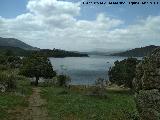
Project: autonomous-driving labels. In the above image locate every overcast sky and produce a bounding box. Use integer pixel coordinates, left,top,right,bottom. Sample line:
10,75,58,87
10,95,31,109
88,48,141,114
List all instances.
0,0,160,51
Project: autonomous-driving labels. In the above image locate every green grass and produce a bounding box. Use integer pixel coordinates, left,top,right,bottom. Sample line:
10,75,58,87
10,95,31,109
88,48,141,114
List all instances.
0,93,27,120
16,76,32,96
0,76,32,120
41,87,137,120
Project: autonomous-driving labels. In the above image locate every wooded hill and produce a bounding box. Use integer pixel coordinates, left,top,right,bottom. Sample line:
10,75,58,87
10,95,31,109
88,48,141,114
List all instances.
110,45,159,57
0,37,88,57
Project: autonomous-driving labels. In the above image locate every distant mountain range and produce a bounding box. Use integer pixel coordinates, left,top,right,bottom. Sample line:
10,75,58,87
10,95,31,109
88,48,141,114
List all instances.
0,37,158,57
83,50,124,56
0,37,39,50
109,45,159,57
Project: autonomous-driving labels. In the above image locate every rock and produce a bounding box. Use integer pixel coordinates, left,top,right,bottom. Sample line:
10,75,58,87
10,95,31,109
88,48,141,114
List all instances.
133,47,160,120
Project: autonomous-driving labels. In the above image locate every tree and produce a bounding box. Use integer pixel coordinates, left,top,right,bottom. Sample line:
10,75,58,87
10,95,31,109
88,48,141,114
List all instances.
19,54,56,86
108,58,140,88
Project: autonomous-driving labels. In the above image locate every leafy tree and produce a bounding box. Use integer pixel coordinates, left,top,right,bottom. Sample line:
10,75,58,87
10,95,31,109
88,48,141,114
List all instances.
19,54,56,86
108,58,140,88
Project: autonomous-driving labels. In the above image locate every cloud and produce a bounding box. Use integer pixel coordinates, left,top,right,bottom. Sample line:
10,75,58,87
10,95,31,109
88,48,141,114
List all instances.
0,0,159,51
27,0,80,16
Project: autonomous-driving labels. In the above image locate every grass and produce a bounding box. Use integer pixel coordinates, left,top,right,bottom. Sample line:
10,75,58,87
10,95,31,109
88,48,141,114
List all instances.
0,93,27,120
16,76,33,96
0,75,32,120
41,87,137,120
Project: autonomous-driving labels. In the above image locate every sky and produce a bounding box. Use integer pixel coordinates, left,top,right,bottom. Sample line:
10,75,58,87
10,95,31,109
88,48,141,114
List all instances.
0,0,160,51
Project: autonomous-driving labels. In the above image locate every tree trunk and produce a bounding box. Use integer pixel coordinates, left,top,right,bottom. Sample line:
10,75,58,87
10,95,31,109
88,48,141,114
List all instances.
35,76,39,86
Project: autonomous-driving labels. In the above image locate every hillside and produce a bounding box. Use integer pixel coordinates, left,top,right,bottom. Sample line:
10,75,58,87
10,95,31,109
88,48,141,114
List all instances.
0,37,39,50
110,45,159,57
0,46,88,57
0,46,32,56
37,49,88,57
0,37,88,57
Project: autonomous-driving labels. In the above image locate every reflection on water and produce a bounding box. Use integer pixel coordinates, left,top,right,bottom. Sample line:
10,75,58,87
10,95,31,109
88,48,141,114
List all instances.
50,55,127,85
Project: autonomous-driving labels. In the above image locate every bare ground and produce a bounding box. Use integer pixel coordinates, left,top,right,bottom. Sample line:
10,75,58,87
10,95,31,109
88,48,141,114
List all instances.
11,87,51,120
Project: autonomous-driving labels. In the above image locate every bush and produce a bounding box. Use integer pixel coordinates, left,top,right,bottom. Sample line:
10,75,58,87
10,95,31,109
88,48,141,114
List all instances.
0,72,17,92
56,74,71,87
0,65,9,71
6,56,22,68
0,55,7,64
108,58,140,88
0,55,22,69
15,75,32,96
91,78,107,98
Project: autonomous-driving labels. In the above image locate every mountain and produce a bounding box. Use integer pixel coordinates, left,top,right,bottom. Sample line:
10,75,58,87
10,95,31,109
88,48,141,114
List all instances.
83,50,125,56
37,49,88,57
81,48,126,56
0,46,32,56
0,37,88,57
109,45,159,57
0,37,39,50
0,46,88,57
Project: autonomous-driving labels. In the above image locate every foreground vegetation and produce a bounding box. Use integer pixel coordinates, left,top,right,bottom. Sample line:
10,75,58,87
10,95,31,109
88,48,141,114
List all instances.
0,77,32,120
0,54,32,120
108,58,140,88
0,50,140,120
41,87,137,120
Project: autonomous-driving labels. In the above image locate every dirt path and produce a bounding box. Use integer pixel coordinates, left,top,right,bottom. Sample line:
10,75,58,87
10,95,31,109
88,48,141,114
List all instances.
17,87,51,120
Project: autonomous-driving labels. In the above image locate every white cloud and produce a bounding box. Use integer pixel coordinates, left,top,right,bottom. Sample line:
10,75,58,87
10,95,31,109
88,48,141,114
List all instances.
27,0,80,16
0,0,160,51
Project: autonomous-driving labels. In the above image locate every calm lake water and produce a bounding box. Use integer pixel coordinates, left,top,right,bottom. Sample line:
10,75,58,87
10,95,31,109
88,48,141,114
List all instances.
50,55,127,85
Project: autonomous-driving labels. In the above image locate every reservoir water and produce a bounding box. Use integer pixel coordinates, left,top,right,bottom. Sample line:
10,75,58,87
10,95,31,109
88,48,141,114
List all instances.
50,55,127,85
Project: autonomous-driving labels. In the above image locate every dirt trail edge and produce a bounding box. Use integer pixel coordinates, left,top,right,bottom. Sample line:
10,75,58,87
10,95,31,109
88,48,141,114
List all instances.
18,87,51,120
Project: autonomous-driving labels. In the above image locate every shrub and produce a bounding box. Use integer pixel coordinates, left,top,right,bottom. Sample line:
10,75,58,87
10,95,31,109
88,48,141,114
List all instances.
0,55,22,69
90,78,107,98
0,55,7,64
108,58,140,88
6,56,22,68
0,72,17,92
56,74,71,87
0,65,9,71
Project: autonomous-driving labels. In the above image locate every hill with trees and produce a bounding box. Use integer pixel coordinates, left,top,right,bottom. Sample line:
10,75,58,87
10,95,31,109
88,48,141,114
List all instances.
109,45,159,57
0,37,88,57
0,37,39,50
38,49,88,57
0,46,32,56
